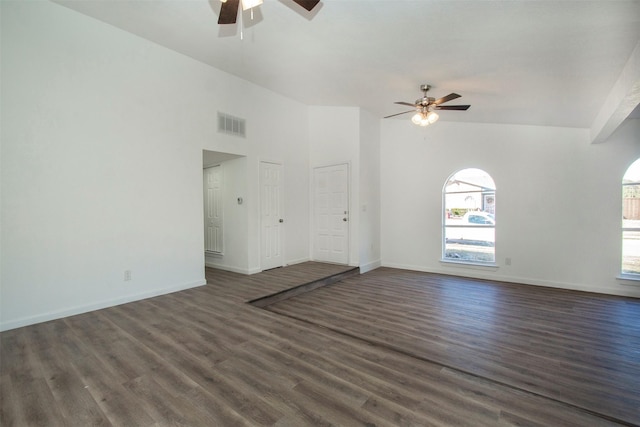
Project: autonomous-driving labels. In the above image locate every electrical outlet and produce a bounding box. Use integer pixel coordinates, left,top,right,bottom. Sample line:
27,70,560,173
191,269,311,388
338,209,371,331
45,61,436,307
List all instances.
124,270,132,281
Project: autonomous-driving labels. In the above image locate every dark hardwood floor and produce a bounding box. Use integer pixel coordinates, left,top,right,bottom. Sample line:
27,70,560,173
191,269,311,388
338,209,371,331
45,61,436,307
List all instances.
1,262,639,426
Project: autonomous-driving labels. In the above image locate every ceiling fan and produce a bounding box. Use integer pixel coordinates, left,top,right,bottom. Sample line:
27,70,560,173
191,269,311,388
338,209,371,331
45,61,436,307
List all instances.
218,0,321,24
384,84,470,126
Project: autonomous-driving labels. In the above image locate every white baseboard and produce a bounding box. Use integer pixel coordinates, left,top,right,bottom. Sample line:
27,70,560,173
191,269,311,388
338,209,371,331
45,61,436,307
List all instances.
285,257,310,266
206,258,312,275
0,279,206,332
205,262,263,275
205,262,252,275
380,262,639,297
360,259,381,274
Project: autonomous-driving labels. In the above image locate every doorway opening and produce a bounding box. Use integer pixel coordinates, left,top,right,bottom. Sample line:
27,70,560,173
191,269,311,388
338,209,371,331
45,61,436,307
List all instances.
202,150,244,272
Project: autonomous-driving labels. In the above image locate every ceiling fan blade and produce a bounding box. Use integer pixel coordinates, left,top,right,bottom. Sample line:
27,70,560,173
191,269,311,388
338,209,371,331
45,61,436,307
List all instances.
436,105,471,111
394,101,418,107
292,0,321,11
218,0,240,24
384,110,416,119
434,93,461,105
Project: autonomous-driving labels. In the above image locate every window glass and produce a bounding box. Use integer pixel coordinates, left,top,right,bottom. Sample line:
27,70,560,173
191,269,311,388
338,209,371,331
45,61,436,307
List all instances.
622,159,640,275
443,168,496,263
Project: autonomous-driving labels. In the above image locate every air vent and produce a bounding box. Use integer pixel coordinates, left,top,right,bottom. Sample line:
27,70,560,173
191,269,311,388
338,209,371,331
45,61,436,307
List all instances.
217,112,246,138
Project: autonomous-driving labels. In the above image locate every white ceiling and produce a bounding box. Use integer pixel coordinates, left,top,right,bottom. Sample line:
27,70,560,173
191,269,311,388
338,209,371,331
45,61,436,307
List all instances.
53,0,640,129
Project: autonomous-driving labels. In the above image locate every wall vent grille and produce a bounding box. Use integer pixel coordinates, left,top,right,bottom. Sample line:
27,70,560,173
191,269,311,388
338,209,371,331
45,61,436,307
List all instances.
217,112,246,138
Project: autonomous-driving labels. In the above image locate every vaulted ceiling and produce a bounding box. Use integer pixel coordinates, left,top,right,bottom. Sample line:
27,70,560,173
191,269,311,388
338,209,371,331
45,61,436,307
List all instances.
53,0,640,133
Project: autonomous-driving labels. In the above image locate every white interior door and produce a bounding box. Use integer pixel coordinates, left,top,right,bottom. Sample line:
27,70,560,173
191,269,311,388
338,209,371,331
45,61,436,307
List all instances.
204,165,223,253
260,162,284,270
313,163,349,264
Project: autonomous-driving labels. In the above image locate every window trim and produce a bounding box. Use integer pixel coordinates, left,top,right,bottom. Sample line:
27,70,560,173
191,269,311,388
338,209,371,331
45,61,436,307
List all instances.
621,163,640,278
442,169,496,266
439,258,499,269
617,273,640,283
621,227,640,277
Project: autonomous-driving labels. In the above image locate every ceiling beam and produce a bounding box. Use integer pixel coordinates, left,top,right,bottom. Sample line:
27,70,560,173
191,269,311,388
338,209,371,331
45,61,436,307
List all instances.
590,40,640,144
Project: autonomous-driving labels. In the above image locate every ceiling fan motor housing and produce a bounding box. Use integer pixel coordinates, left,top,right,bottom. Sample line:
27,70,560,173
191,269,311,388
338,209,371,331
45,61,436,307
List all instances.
416,97,435,107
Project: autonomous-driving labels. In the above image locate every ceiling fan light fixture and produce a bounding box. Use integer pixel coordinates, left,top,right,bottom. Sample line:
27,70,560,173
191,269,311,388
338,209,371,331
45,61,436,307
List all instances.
411,113,423,125
419,116,430,127
427,111,439,124
241,0,263,10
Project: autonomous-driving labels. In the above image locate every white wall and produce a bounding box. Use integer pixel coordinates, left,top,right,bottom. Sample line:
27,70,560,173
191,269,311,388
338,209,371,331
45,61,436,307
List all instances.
204,86,311,274
381,118,640,297
307,106,382,271
248,98,310,271
0,0,310,330
359,109,381,272
309,107,361,266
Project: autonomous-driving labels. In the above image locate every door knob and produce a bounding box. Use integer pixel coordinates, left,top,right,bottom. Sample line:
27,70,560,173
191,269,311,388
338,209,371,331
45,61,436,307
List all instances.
279,219,284,223
343,218,348,222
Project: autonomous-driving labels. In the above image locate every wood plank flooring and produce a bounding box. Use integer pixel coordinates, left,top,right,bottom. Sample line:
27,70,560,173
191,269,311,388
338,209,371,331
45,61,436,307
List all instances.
267,267,640,426
1,262,638,426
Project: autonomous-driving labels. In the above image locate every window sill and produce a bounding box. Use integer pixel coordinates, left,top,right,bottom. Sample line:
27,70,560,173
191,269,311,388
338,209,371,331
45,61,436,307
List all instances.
439,259,499,271
617,274,640,285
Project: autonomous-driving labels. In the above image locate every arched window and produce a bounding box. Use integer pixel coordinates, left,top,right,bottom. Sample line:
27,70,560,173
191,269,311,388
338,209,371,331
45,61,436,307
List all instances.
443,168,496,264
622,159,640,276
